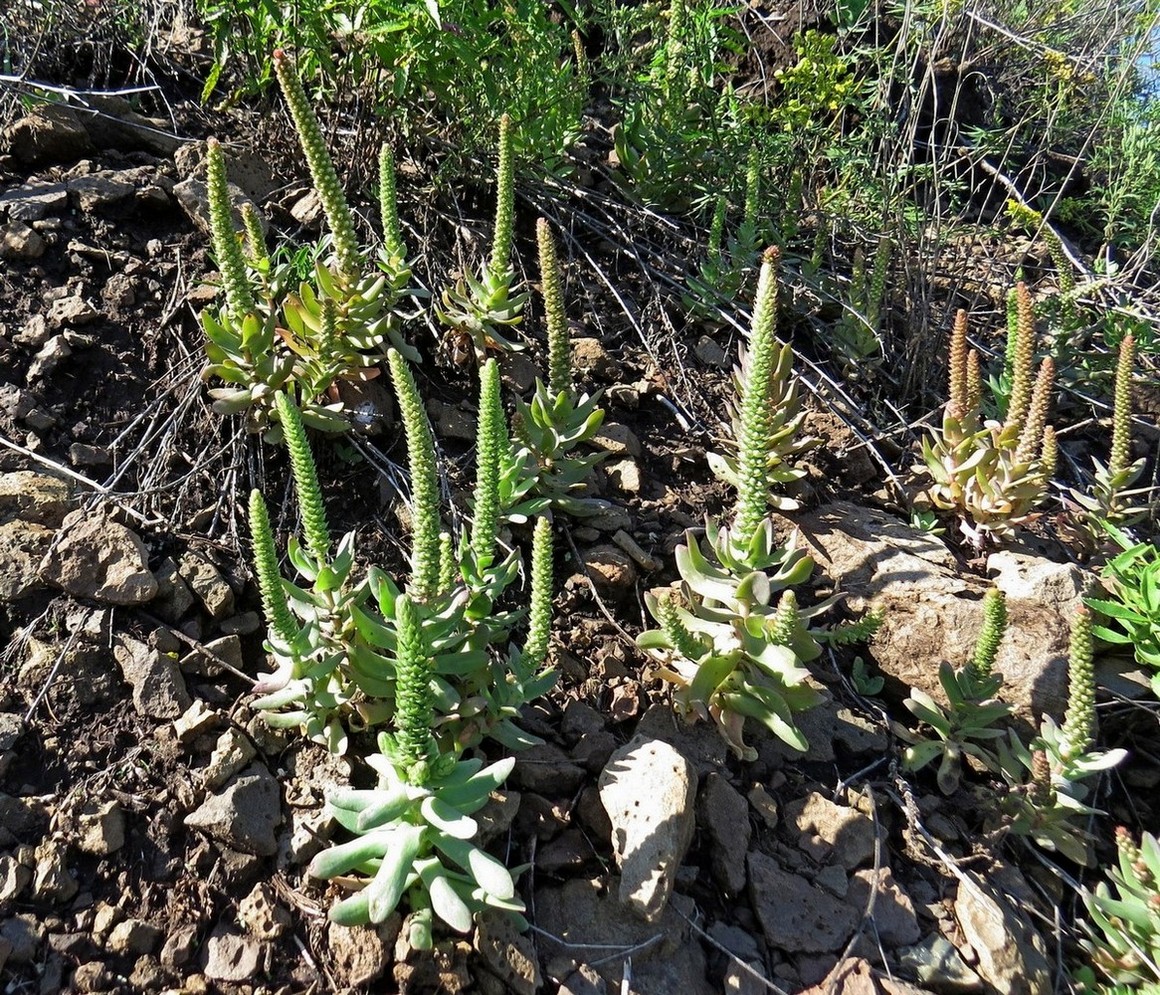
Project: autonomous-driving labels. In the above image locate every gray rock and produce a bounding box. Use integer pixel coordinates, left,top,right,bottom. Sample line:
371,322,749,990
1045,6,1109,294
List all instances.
0,222,46,260
987,548,1086,615
475,910,541,995
585,503,632,534
184,633,244,677
0,914,42,964
68,443,110,467
578,544,637,602
238,882,290,940
74,799,126,855
202,927,262,982
724,960,772,995
535,877,714,995
0,793,48,838
698,773,749,896
787,502,1069,724
572,337,616,380
561,700,607,740
173,176,261,239
107,918,162,956
173,700,223,745
604,458,641,494
32,840,78,904
832,708,890,754
151,557,197,622
184,763,282,856
160,924,199,969
39,510,157,605
179,551,235,619
4,104,94,166
598,735,697,922
747,784,778,828
747,851,858,953
846,867,921,946
15,313,50,348
953,872,1050,995
77,95,180,156
591,421,641,456
558,964,608,995
0,855,32,902
47,295,99,328
634,702,728,775
114,634,191,718
0,520,54,601
27,334,73,379
898,934,984,992
787,791,878,870
0,180,69,221
500,352,539,393
67,172,135,211
219,611,261,636
694,335,728,368
0,470,72,526
203,729,257,790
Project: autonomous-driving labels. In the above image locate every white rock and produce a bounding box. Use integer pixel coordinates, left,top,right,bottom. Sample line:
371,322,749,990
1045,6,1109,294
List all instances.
953,872,1049,995
598,735,697,921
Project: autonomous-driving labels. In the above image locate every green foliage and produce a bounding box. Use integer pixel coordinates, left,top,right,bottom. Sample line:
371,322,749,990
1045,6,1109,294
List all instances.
899,589,1012,795
831,232,891,378
1086,526,1160,692
1080,827,1160,988
919,289,1058,547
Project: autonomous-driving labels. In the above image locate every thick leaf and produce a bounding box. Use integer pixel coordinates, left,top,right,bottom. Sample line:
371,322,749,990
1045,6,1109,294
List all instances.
367,824,425,923
421,795,478,839
432,834,516,900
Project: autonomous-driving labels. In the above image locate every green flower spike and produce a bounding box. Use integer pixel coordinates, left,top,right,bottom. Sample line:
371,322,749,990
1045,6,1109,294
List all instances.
522,516,554,668
206,138,255,320
1004,282,1036,434
489,114,515,282
969,588,1007,682
1059,606,1096,764
240,202,268,268
1111,333,1135,475
248,488,299,649
378,143,407,260
538,219,571,399
274,392,331,564
392,593,437,784
272,49,360,278
388,349,443,602
471,359,504,569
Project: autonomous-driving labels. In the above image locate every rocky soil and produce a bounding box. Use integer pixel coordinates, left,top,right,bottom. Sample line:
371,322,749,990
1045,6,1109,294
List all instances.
0,52,1157,995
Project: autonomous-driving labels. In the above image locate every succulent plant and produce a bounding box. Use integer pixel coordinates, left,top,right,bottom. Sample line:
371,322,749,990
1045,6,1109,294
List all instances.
1086,525,1160,692
438,114,529,360
1079,827,1160,987
918,286,1058,546
832,231,891,378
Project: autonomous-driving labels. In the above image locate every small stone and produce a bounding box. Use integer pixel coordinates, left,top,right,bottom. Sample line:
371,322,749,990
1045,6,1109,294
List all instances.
724,960,771,995
570,729,618,772
32,840,78,904
47,295,99,328
129,954,166,991
71,962,111,992
68,443,110,467
0,855,32,902
0,914,41,964
4,104,93,166
27,335,72,380
747,852,858,953
694,335,728,368
160,924,199,969
184,763,282,856
815,864,848,897
108,918,162,956
328,919,399,988
39,510,157,605
559,964,608,995
953,872,1050,995
0,471,71,526
114,634,191,719
832,708,889,754
561,701,606,740
290,188,323,225
590,422,641,456
500,352,539,393
179,551,235,619
898,934,983,992
184,634,243,677
787,791,877,870
598,736,697,922
219,612,260,636
846,867,920,946
610,529,661,571
238,882,290,940
14,313,50,348
0,180,69,221
698,773,749,896
571,337,616,380
91,901,122,940
604,459,641,494
202,928,262,982
475,910,541,995
67,172,135,211
174,701,223,745
203,729,257,790
578,545,637,602
747,784,778,828
0,222,46,260
74,799,125,855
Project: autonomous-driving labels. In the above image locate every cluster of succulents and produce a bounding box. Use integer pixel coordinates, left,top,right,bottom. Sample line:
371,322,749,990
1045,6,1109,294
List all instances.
918,285,1058,546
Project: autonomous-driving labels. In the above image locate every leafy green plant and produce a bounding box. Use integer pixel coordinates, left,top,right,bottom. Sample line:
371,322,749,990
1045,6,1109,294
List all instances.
508,219,609,517
1078,827,1160,989
438,115,529,361
918,287,1058,547
1086,527,1160,693
831,231,890,378
201,53,422,439
638,247,878,758
899,589,1012,795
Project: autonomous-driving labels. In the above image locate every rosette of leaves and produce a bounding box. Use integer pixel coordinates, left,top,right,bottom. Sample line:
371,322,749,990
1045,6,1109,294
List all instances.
1086,526,1160,692
1078,827,1160,988
308,595,525,944
639,247,877,758
919,288,1058,547
898,589,1012,795
831,231,890,378
438,114,529,360
1069,333,1149,538
509,220,609,517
